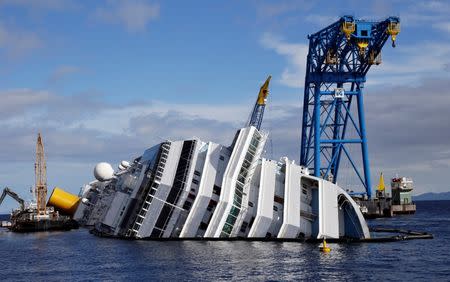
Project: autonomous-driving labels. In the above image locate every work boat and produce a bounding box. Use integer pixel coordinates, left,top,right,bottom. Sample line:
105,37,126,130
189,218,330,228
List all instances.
55,125,369,240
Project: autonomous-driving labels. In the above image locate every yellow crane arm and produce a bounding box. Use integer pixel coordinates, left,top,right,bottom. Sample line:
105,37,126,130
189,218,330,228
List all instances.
257,75,271,105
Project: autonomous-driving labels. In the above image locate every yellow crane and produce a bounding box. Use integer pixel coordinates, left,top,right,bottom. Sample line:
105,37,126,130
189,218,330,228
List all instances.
247,75,271,130
35,133,47,215
375,172,386,198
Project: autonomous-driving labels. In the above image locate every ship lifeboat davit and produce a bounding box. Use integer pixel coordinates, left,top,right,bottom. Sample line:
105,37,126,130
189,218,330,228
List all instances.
47,187,81,216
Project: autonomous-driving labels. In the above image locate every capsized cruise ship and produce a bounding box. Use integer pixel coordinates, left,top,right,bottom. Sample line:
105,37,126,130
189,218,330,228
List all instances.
53,77,370,240
70,125,369,240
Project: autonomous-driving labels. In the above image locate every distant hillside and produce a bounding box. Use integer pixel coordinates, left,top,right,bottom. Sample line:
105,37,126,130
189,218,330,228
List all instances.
413,192,450,201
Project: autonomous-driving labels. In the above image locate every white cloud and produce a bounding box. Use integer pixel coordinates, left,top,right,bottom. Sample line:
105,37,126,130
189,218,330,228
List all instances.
432,22,450,33
0,22,43,58
402,0,450,27
0,87,299,163
0,87,251,152
368,42,450,86
304,14,339,27
0,0,78,11
417,0,450,13
49,65,82,83
70,101,250,136
260,32,308,88
94,0,160,33
0,89,51,117
255,0,314,18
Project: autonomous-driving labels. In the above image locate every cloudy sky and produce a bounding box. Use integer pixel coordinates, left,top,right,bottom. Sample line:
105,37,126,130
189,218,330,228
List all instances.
1,0,450,212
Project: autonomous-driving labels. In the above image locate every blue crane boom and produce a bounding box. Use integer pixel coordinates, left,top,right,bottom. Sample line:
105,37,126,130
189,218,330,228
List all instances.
248,75,271,130
299,16,400,198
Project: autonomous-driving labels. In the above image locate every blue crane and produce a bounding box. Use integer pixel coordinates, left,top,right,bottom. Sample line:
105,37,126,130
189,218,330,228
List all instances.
299,16,400,198
248,75,271,130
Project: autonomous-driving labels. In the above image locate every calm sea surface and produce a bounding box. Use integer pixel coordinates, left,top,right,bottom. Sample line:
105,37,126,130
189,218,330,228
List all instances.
1,200,449,281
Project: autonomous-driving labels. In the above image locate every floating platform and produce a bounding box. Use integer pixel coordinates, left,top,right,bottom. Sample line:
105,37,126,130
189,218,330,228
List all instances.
354,197,393,218
392,203,416,215
10,217,78,232
8,209,78,233
355,198,416,218
353,174,416,218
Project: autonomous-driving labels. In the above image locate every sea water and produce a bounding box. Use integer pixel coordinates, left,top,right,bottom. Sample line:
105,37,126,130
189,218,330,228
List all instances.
0,201,449,281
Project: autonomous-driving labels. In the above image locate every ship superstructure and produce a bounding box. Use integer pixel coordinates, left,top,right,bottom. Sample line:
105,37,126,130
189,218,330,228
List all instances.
391,176,416,214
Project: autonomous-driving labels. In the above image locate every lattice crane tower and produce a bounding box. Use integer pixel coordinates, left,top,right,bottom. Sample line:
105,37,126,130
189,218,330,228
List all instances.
35,133,47,214
300,16,400,198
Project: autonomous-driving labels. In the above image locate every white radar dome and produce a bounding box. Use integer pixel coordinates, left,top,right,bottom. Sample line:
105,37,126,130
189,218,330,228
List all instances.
94,162,114,182
118,160,131,171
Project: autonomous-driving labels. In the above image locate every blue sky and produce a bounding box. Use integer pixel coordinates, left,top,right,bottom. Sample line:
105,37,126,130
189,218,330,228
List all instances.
1,0,450,212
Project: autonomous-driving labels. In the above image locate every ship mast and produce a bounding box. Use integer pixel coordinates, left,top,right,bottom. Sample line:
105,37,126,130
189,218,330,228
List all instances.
35,133,47,215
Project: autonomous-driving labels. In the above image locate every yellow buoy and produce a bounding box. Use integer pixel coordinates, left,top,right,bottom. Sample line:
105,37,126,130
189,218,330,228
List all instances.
320,238,331,253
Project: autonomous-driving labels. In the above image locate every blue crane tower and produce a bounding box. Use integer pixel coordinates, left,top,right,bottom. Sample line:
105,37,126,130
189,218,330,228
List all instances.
299,16,400,198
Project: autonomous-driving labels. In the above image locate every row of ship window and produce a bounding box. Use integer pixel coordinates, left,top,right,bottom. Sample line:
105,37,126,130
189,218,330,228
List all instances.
130,145,171,234
220,132,261,237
